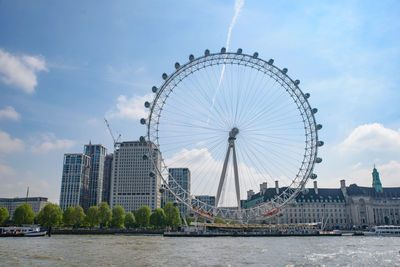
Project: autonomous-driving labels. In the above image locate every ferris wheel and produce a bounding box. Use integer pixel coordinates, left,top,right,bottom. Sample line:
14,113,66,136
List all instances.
141,48,323,222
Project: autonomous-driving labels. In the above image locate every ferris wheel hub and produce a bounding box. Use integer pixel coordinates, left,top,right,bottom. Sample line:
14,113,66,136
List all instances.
229,127,239,139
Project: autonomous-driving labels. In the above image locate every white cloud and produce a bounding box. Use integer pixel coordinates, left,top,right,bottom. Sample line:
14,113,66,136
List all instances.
0,106,20,121
108,94,153,120
30,133,75,154
339,123,400,153
0,130,24,153
0,162,15,178
0,48,47,93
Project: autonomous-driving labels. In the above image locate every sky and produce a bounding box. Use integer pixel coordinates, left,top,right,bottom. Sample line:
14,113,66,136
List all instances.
0,0,399,203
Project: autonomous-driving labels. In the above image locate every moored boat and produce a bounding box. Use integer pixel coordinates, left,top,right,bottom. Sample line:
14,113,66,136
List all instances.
364,225,400,236
0,226,47,237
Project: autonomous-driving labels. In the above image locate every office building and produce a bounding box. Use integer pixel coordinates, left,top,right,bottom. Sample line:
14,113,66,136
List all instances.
0,197,48,218
167,168,191,215
110,141,161,212
102,154,113,205
84,143,107,207
59,153,90,211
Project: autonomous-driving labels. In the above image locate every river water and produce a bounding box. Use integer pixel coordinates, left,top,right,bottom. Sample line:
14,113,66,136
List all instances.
1,235,400,266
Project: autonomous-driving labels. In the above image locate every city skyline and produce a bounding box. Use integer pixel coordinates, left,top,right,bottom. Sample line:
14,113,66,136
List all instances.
1,1,400,203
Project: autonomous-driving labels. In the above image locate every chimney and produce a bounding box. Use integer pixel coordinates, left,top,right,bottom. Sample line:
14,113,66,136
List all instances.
260,182,268,195
275,180,279,194
340,179,347,195
313,181,318,195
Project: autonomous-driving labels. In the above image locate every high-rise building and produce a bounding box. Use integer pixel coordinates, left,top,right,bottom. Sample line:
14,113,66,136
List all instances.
110,141,161,212
102,154,113,205
168,168,191,215
192,195,215,211
59,153,90,211
84,143,107,207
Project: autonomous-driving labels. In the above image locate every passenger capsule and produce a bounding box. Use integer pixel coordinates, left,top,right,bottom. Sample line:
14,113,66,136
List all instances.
317,124,323,130
253,52,259,58
282,68,288,74
162,73,168,80
139,136,146,142
318,141,324,147
140,118,146,125
142,154,148,160
152,86,158,93
316,157,323,163
237,48,242,54
149,171,155,177
205,49,210,56
159,187,165,193
294,80,300,85
144,101,150,108
221,47,226,53
304,93,310,99
312,108,318,114
311,173,317,179
268,59,274,65
174,62,180,69
189,54,195,61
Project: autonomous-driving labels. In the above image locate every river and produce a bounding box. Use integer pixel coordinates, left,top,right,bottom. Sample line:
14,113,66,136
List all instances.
1,235,400,266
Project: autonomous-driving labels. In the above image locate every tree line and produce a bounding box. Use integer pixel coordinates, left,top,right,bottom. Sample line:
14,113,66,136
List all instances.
0,201,181,229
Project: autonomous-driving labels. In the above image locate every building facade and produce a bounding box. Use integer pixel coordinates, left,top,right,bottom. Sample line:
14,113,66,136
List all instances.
84,143,107,207
110,141,161,212
59,153,91,211
0,197,48,218
102,154,113,205
167,168,191,215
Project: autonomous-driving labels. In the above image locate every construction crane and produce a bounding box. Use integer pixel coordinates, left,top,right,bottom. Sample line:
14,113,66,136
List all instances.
104,118,121,149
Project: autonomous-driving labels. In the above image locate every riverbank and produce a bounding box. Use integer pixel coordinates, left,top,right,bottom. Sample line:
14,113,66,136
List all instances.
52,228,164,235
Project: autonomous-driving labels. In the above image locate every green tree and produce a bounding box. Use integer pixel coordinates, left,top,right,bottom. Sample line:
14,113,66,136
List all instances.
98,202,112,228
124,212,136,228
150,208,166,228
37,203,63,227
0,207,9,226
63,207,76,226
86,206,100,227
13,203,35,225
164,202,181,228
111,206,125,228
74,205,85,227
136,205,151,228
214,218,225,224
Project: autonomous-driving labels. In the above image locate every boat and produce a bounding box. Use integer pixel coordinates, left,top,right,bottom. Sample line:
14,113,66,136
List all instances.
0,226,47,237
364,225,400,236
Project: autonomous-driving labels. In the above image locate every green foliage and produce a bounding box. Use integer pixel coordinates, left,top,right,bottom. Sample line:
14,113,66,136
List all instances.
98,202,112,228
186,216,194,225
164,202,181,227
150,208,166,228
214,218,225,224
0,207,9,226
136,205,151,228
86,206,100,227
63,207,76,226
111,206,125,228
37,203,63,227
74,205,85,227
124,212,136,228
13,203,35,225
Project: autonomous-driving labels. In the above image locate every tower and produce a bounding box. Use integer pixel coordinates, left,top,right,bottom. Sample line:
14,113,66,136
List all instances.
372,165,383,193
84,143,107,206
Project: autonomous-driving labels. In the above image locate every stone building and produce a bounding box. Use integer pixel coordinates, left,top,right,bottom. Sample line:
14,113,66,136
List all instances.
0,197,48,218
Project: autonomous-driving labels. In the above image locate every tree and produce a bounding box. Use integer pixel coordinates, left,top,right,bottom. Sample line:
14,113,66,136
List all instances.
125,212,136,228
37,203,63,227
86,206,100,227
150,208,166,228
13,203,35,225
0,207,9,226
74,205,85,227
63,207,76,226
164,202,181,228
136,205,151,228
98,202,112,228
111,206,125,228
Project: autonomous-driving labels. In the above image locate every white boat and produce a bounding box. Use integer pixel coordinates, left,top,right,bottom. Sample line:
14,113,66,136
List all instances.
364,225,400,236
0,226,47,237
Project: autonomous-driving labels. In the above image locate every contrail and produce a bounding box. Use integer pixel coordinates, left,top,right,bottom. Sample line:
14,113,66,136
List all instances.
207,0,244,125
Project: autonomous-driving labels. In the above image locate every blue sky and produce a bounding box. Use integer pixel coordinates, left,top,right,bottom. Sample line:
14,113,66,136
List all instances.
0,0,399,203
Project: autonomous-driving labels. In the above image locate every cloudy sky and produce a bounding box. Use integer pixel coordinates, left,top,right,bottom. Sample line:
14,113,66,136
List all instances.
0,0,399,203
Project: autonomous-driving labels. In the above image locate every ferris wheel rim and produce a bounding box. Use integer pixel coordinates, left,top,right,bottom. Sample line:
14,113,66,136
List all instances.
144,49,320,220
